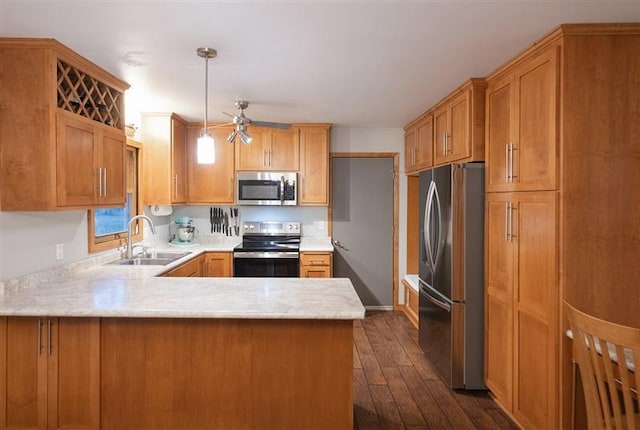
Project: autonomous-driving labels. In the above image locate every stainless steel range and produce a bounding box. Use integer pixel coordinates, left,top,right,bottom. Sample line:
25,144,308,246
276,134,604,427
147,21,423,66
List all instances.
233,221,301,277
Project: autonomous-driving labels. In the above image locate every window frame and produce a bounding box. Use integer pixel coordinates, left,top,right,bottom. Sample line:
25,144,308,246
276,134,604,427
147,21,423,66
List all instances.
87,138,142,253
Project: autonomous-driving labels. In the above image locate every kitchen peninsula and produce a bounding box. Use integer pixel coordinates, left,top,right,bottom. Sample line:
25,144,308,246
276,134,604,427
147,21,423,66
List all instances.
0,251,365,430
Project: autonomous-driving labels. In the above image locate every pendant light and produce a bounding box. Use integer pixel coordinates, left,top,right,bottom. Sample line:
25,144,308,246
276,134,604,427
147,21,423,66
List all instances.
196,47,217,164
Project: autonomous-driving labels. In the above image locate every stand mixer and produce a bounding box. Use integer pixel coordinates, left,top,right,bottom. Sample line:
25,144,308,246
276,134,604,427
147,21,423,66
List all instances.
171,215,197,245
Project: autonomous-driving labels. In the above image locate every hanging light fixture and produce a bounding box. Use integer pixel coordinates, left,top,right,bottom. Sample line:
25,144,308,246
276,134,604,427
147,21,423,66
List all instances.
196,47,217,164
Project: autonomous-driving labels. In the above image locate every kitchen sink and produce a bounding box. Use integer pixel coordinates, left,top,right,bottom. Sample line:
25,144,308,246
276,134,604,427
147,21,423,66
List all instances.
108,251,192,266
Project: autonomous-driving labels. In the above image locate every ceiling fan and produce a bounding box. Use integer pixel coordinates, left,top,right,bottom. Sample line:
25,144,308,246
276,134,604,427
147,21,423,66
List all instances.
223,100,291,144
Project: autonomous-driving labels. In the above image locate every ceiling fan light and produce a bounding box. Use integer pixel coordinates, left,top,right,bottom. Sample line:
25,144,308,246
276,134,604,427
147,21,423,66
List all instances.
227,130,238,143
239,130,252,145
197,131,215,164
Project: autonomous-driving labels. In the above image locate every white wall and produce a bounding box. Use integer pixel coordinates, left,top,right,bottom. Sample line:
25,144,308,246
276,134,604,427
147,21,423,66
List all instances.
0,127,405,282
330,127,407,303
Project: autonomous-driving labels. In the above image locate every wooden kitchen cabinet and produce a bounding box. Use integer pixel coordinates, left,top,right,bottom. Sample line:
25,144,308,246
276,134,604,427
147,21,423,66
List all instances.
299,125,331,205
56,112,126,208
300,252,333,278
404,114,433,174
235,127,299,171
401,280,419,329
140,113,188,205
485,44,558,193
162,255,203,277
432,79,486,166
186,125,235,204
485,192,557,430
0,38,129,211
0,317,100,430
202,252,233,277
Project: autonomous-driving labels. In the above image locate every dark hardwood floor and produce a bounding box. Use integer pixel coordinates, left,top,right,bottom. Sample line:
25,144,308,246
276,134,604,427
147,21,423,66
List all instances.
353,311,518,430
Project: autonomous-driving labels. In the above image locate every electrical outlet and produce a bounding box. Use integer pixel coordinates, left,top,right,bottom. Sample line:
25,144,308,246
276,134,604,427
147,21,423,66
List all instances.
56,243,64,260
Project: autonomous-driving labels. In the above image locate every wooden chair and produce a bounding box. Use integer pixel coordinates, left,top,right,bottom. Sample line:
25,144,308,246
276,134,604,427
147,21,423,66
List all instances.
565,302,640,429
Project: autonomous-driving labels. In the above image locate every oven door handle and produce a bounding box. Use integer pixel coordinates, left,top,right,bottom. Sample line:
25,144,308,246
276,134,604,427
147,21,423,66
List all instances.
234,251,300,259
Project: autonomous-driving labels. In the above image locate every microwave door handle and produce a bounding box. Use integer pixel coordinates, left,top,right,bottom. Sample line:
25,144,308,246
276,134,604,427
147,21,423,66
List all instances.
280,176,285,205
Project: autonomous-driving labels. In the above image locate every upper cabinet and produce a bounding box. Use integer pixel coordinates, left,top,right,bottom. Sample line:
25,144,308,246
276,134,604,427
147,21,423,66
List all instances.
140,113,188,205
485,45,558,192
299,125,330,205
235,128,299,171
404,114,433,174
0,38,129,211
403,79,485,175
186,125,236,204
432,79,486,166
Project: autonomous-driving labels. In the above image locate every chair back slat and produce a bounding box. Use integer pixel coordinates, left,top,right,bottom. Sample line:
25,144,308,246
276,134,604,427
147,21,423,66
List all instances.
565,302,639,430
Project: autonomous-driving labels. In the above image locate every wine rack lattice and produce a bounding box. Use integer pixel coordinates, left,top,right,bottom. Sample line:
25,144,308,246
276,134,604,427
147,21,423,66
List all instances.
57,60,124,129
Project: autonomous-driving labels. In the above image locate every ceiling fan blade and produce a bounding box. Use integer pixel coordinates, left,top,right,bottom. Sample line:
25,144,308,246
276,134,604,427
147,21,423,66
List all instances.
250,120,291,129
222,111,235,118
208,122,234,129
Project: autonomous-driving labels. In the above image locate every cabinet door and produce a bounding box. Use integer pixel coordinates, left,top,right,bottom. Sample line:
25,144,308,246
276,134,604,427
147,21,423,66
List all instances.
99,127,126,206
448,91,470,162
484,194,514,409
235,130,269,170
512,46,558,191
0,317,48,430
404,126,417,173
486,46,557,193
485,74,513,192
186,127,235,204
511,191,558,430
299,127,329,205
433,107,449,165
164,256,202,277
171,119,187,203
47,318,100,430
56,114,98,207
269,129,299,171
415,115,434,169
203,252,233,277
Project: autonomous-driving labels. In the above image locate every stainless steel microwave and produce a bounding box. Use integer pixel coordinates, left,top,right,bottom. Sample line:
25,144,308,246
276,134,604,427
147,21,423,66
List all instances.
237,172,297,206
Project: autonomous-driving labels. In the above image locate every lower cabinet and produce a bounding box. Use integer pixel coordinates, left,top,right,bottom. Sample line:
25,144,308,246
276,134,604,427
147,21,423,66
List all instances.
485,191,558,430
202,252,233,277
300,252,333,278
402,281,419,329
0,317,100,430
163,255,203,277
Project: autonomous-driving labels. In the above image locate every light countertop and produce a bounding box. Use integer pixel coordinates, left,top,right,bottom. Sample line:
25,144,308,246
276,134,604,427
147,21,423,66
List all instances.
0,238,362,320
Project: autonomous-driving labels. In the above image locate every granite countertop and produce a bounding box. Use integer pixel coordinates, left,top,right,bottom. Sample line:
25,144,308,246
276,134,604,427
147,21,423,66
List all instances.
0,237,362,320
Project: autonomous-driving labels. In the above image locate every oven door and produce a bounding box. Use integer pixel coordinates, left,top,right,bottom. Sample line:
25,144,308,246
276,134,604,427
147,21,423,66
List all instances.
233,252,300,277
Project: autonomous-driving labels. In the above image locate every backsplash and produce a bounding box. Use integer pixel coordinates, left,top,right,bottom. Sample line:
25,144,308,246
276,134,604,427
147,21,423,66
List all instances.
143,205,329,245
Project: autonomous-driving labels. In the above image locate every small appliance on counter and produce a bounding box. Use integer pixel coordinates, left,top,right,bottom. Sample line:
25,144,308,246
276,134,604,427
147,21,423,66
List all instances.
171,215,198,245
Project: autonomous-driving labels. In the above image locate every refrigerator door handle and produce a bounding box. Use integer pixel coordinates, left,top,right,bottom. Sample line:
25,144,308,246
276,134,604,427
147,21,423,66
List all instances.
424,181,436,270
432,180,444,268
419,281,452,312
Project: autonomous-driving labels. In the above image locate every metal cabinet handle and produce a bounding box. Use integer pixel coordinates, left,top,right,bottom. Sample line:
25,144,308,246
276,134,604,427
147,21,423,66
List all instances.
173,174,178,197
505,202,510,241
505,144,510,183
37,319,43,355
103,168,107,197
97,168,103,197
510,145,517,181
47,319,53,355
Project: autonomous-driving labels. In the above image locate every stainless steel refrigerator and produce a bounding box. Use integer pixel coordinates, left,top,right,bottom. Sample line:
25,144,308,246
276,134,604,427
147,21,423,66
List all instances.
418,163,485,389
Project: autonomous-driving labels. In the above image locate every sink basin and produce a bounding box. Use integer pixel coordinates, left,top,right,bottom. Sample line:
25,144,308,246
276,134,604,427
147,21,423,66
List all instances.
117,258,175,266
108,251,192,266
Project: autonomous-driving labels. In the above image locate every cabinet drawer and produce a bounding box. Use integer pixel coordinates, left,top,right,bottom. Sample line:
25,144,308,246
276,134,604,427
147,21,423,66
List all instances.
300,253,331,266
163,257,202,277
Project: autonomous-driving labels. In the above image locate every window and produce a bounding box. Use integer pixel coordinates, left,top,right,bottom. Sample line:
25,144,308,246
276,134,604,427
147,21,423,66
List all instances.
88,140,141,253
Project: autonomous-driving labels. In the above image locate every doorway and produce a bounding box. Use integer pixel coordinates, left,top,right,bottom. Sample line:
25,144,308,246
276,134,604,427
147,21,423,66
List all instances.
330,153,398,309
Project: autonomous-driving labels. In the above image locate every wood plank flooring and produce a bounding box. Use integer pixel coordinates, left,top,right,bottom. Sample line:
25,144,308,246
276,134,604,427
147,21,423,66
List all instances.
353,311,518,430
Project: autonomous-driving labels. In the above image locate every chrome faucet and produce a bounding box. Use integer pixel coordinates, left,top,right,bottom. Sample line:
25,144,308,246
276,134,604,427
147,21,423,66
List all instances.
127,215,156,259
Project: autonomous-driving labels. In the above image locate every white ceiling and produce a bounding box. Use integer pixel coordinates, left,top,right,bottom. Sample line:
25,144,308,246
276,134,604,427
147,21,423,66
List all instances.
2,1,639,128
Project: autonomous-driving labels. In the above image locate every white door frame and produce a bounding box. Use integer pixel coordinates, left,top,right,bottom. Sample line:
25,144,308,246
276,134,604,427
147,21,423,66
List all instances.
329,152,400,310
